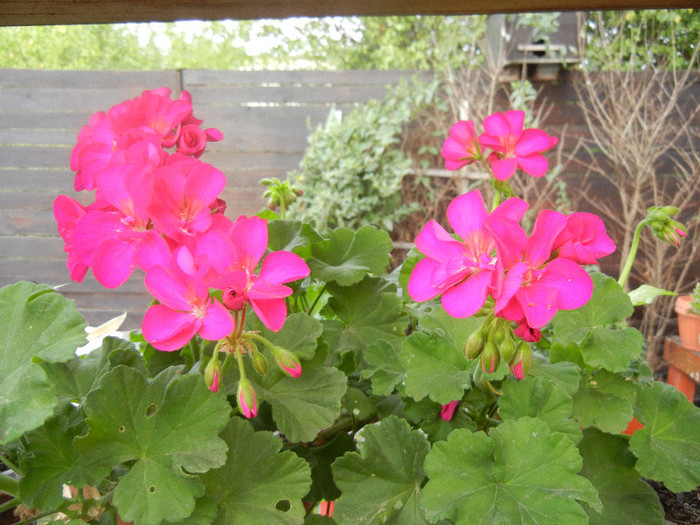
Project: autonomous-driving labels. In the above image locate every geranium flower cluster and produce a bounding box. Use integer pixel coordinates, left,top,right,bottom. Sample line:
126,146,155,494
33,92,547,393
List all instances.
54,88,310,360
409,114,616,378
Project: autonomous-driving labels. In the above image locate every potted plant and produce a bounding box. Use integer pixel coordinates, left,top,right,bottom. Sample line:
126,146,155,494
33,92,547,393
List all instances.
675,283,700,352
1,90,699,525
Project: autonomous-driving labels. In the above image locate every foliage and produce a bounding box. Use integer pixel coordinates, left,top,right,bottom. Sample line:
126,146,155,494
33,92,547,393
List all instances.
287,77,437,232
691,283,700,315
583,10,700,70
2,90,699,525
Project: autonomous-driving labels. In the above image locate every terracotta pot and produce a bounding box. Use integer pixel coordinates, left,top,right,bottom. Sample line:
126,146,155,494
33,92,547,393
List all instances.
674,295,700,352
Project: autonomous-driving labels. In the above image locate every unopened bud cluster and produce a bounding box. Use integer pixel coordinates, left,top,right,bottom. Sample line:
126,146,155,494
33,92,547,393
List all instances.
465,316,533,380
645,206,687,247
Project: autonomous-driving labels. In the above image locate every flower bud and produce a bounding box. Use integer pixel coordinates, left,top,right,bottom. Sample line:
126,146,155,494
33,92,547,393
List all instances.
481,341,500,374
237,378,258,419
465,330,485,360
645,205,687,247
272,346,302,378
499,337,517,365
252,350,268,376
440,401,460,422
510,342,533,380
204,355,221,393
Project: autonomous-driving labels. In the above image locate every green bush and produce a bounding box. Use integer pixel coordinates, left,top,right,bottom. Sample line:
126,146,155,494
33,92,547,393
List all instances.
288,77,437,232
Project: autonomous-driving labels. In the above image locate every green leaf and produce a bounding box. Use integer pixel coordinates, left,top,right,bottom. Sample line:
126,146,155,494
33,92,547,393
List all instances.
400,331,471,404
417,304,483,350
248,311,323,361
499,376,582,444
266,218,321,254
551,274,643,372
627,284,676,306
307,226,393,286
421,418,600,524
322,276,408,356
332,416,430,524
202,418,311,524
19,415,88,511
292,431,355,502
255,366,347,443
41,336,145,410
0,282,87,444
75,366,231,525
629,381,700,493
571,369,636,433
529,356,582,396
578,428,664,525
362,339,406,396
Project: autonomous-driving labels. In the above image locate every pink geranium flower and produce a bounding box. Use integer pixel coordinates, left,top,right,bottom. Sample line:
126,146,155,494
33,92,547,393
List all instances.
148,155,227,245
490,209,593,329
53,195,90,282
142,246,234,351
441,120,481,170
552,212,616,265
478,110,558,181
408,189,527,318
200,216,310,332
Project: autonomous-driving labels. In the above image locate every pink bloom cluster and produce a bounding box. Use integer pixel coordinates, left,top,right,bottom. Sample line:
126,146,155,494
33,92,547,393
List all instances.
441,110,558,181
55,88,309,351
408,189,615,337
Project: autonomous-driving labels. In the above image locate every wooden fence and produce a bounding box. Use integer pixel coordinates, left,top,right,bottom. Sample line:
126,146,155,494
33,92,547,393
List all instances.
0,69,416,328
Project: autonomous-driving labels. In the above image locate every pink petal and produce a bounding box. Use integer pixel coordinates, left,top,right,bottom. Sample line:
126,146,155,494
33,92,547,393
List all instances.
415,221,466,262
441,270,492,318
199,299,235,340
526,210,567,267
91,238,137,289
516,154,549,177
446,189,488,241
490,156,518,181
135,230,171,272
540,258,593,310
258,251,310,286
519,285,560,329
491,196,529,224
514,129,558,156
73,210,121,265
144,265,192,311
249,297,288,332
494,262,527,315
230,216,268,271
142,304,199,351
407,258,443,303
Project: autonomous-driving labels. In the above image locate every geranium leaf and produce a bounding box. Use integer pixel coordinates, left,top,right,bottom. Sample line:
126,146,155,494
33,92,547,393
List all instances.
530,356,582,396
75,366,231,525
267,218,321,254
307,226,393,286
578,428,664,525
552,273,643,372
629,380,700,493
400,331,471,404
332,416,430,524
499,376,582,444
362,339,406,396
41,336,145,410
418,304,484,349
202,418,311,525
322,276,408,355
255,366,347,443
571,369,635,433
627,284,676,306
421,417,600,524
0,282,87,444
247,311,323,361
19,414,89,511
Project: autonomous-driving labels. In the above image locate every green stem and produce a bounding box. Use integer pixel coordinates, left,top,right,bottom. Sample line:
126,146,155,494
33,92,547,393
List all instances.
236,350,248,381
246,332,277,352
0,471,19,498
306,284,327,315
279,198,287,220
0,497,18,513
617,220,646,290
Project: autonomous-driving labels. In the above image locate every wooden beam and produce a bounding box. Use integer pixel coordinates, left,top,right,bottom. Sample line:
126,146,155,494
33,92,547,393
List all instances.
1,0,696,27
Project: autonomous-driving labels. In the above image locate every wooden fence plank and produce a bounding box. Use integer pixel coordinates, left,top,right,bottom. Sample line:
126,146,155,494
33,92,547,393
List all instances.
0,69,180,90
182,69,418,87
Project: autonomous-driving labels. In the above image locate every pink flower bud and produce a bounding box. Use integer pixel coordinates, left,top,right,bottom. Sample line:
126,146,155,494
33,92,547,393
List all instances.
223,286,246,311
204,355,221,393
237,378,257,419
440,401,460,421
510,342,533,380
272,346,302,378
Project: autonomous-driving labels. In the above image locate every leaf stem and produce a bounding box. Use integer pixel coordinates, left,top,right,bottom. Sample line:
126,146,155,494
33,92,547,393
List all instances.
617,219,646,290
0,471,19,498
0,496,18,513
306,284,327,315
